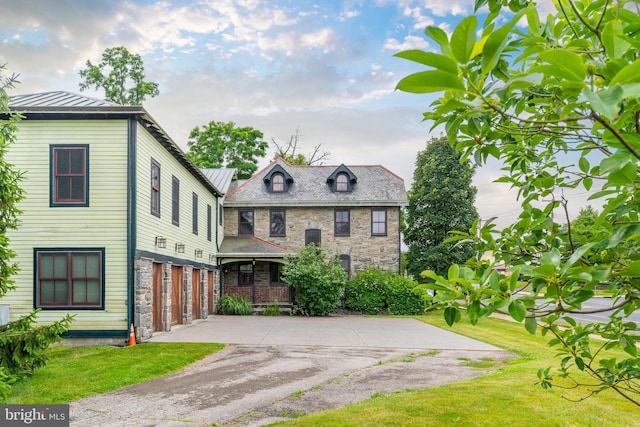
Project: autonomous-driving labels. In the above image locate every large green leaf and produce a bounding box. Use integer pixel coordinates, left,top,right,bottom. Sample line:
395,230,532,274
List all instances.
602,20,630,60
582,85,623,121
425,26,451,57
444,306,459,326
537,50,587,82
396,70,466,93
609,58,640,85
508,299,526,322
451,16,477,64
481,8,528,75
394,50,458,74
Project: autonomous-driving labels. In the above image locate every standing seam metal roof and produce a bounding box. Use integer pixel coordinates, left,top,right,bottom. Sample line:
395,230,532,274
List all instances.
7,91,223,197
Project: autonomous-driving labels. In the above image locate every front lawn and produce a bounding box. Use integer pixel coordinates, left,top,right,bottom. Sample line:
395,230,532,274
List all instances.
6,342,224,404
268,314,638,426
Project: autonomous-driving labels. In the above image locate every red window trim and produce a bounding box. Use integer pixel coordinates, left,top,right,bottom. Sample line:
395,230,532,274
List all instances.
36,250,103,309
52,146,88,205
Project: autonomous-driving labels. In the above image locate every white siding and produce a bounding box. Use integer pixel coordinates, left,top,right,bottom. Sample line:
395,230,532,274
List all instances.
135,124,219,264
5,120,129,330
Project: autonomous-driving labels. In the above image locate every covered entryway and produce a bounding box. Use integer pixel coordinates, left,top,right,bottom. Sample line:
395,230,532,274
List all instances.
217,236,290,306
171,265,183,326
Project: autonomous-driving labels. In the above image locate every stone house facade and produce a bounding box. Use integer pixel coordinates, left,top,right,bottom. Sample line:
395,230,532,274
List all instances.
219,158,408,305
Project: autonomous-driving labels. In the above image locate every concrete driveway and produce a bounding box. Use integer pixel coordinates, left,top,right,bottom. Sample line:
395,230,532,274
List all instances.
70,315,514,426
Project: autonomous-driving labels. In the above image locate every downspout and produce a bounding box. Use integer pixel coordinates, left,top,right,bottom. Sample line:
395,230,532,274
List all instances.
398,207,402,274
126,117,137,344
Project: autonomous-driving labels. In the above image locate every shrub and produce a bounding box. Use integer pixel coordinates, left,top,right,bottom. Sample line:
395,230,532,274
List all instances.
344,269,388,314
281,245,347,316
219,295,253,315
262,300,280,316
345,269,427,316
385,275,426,315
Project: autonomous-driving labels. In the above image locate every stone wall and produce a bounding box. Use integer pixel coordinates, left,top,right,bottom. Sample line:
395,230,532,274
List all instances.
224,206,402,274
135,257,217,341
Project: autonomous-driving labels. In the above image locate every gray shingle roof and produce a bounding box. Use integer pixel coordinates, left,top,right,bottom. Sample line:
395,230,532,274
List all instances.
225,158,408,207
219,236,289,257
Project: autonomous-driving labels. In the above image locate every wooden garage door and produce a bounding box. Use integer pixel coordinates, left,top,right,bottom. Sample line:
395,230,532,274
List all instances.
171,265,183,326
152,262,163,332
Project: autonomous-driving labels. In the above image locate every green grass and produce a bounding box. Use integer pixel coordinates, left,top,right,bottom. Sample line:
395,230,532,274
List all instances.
267,314,639,427
7,342,224,404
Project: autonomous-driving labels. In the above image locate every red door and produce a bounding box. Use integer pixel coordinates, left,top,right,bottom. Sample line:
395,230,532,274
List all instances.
192,269,201,320
171,265,183,326
152,262,163,331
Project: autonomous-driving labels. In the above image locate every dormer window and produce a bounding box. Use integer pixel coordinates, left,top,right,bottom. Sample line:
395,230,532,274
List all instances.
264,164,294,193
327,164,357,193
272,173,285,192
336,173,349,192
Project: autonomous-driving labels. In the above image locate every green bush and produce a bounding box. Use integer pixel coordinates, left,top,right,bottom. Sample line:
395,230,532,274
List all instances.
344,269,388,314
219,295,253,315
262,300,281,316
282,245,347,316
385,275,426,315
345,269,426,315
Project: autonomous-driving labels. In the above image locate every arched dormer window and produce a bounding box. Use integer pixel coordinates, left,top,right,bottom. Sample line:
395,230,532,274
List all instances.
336,173,348,192
264,164,294,193
327,164,357,193
272,173,284,192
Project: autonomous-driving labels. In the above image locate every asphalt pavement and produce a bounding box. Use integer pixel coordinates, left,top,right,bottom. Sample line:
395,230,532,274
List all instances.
70,315,514,426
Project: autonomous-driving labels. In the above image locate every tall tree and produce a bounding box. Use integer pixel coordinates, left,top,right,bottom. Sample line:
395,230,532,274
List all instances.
187,120,268,179
0,64,73,400
271,128,330,165
403,136,477,281
79,46,159,105
396,0,640,405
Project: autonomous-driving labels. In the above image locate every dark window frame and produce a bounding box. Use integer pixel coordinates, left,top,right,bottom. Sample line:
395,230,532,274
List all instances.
270,263,284,285
339,254,351,279
192,192,199,235
270,209,286,237
238,262,254,286
150,159,161,217
238,210,254,236
50,145,89,207
334,209,350,236
305,229,321,246
271,173,285,192
207,204,212,241
371,209,388,236
34,248,105,310
336,173,349,192
171,176,180,226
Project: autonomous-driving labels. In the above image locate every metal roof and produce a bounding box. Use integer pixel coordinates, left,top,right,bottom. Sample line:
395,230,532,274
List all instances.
7,91,223,197
201,168,236,195
225,158,408,207
9,91,143,112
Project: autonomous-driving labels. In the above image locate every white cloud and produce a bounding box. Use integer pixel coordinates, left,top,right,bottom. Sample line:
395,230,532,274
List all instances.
383,35,430,52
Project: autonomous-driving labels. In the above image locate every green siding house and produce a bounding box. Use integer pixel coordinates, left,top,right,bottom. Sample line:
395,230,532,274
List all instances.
3,91,229,344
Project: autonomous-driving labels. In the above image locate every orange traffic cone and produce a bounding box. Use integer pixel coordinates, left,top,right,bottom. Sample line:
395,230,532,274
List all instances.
128,323,136,347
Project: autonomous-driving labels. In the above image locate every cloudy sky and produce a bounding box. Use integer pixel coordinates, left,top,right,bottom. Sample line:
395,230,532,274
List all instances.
2,0,589,229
